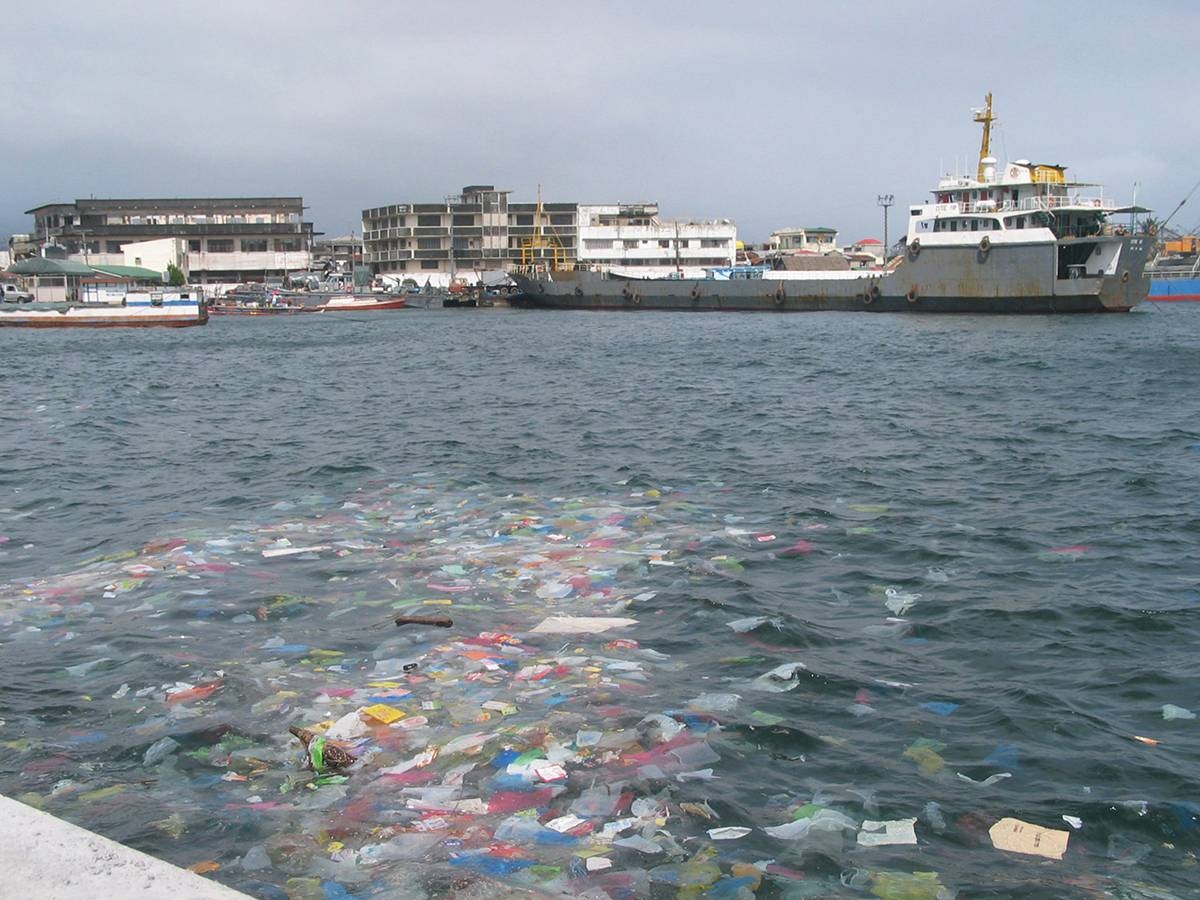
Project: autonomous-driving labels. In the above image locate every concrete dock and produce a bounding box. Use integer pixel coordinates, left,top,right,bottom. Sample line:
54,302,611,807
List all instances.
0,794,251,899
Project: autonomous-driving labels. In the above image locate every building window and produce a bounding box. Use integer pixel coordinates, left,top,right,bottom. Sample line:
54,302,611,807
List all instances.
514,214,534,226
274,238,302,252
452,215,475,227
106,241,123,253
417,238,441,250
550,213,574,226
208,239,234,252
417,214,441,227
241,239,268,252
421,259,439,269
624,240,638,249
188,239,201,252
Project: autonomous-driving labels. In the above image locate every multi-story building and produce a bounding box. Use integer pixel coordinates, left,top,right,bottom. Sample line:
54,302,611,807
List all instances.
311,233,363,274
576,203,736,277
24,197,314,284
361,187,740,283
768,226,839,254
362,185,578,285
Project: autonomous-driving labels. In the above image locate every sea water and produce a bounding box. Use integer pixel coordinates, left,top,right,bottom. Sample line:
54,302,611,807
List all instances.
0,305,1198,898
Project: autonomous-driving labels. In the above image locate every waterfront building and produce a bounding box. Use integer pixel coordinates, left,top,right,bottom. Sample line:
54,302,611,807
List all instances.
361,187,740,284
312,233,363,274
361,185,578,286
845,237,884,268
23,197,315,285
576,203,736,278
768,226,839,254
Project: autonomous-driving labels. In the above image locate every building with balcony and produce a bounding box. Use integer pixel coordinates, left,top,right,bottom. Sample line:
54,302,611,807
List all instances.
362,185,578,286
24,197,315,285
767,226,839,254
576,203,736,278
312,233,362,274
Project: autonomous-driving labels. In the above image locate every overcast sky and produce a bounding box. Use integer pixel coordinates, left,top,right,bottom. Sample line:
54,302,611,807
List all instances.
2,1,1197,244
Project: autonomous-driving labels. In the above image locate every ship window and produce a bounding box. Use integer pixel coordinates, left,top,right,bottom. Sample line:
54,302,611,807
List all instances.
1016,218,1025,229
950,220,958,232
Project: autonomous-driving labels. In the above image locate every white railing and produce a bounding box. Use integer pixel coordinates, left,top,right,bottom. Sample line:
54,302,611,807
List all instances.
929,195,1118,216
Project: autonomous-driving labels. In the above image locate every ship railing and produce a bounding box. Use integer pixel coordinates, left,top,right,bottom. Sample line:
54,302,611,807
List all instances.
1148,267,1200,279
510,262,609,277
1014,195,1118,213
1055,223,1128,239
941,196,1119,216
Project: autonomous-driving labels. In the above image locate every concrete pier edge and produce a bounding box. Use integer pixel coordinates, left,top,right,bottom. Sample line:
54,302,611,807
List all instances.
0,794,252,899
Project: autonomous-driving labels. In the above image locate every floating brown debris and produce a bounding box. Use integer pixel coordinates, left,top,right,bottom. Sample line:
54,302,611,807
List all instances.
288,725,355,771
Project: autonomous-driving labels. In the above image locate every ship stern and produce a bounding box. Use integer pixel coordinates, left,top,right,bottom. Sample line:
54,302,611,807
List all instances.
1102,234,1153,311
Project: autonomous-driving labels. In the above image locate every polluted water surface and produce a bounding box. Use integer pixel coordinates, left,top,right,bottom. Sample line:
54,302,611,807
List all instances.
0,475,1197,899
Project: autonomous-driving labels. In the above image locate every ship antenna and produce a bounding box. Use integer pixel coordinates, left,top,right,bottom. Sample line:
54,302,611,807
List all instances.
972,92,995,181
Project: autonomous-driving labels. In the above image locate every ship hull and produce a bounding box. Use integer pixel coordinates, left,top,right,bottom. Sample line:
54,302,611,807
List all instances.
511,236,1151,314
0,298,208,328
1147,276,1200,302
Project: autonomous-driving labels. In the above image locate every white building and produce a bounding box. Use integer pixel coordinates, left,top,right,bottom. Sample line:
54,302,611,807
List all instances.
24,198,314,286
768,226,839,254
576,203,736,278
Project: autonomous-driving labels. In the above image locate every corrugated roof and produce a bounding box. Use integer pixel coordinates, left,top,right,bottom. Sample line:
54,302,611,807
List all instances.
90,265,164,280
7,257,95,276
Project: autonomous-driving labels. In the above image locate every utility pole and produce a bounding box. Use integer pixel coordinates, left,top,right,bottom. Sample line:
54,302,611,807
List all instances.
877,194,894,266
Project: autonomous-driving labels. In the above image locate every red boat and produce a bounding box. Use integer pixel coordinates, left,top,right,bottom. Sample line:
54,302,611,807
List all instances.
304,295,408,312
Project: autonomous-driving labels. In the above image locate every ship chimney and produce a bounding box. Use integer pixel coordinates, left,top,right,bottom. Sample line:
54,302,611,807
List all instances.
981,156,997,183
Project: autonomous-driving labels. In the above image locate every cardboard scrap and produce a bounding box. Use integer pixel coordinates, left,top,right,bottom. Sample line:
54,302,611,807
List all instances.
988,817,1070,860
529,616,639,635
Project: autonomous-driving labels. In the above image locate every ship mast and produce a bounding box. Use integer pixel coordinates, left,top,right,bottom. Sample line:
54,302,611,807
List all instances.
973,92,995,181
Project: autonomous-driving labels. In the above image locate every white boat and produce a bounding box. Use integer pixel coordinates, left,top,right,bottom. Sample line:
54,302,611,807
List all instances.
0,288,208,327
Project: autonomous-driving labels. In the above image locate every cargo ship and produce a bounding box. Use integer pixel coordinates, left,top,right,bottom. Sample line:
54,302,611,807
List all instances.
510,95,1151,314
1146,237,1199,301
